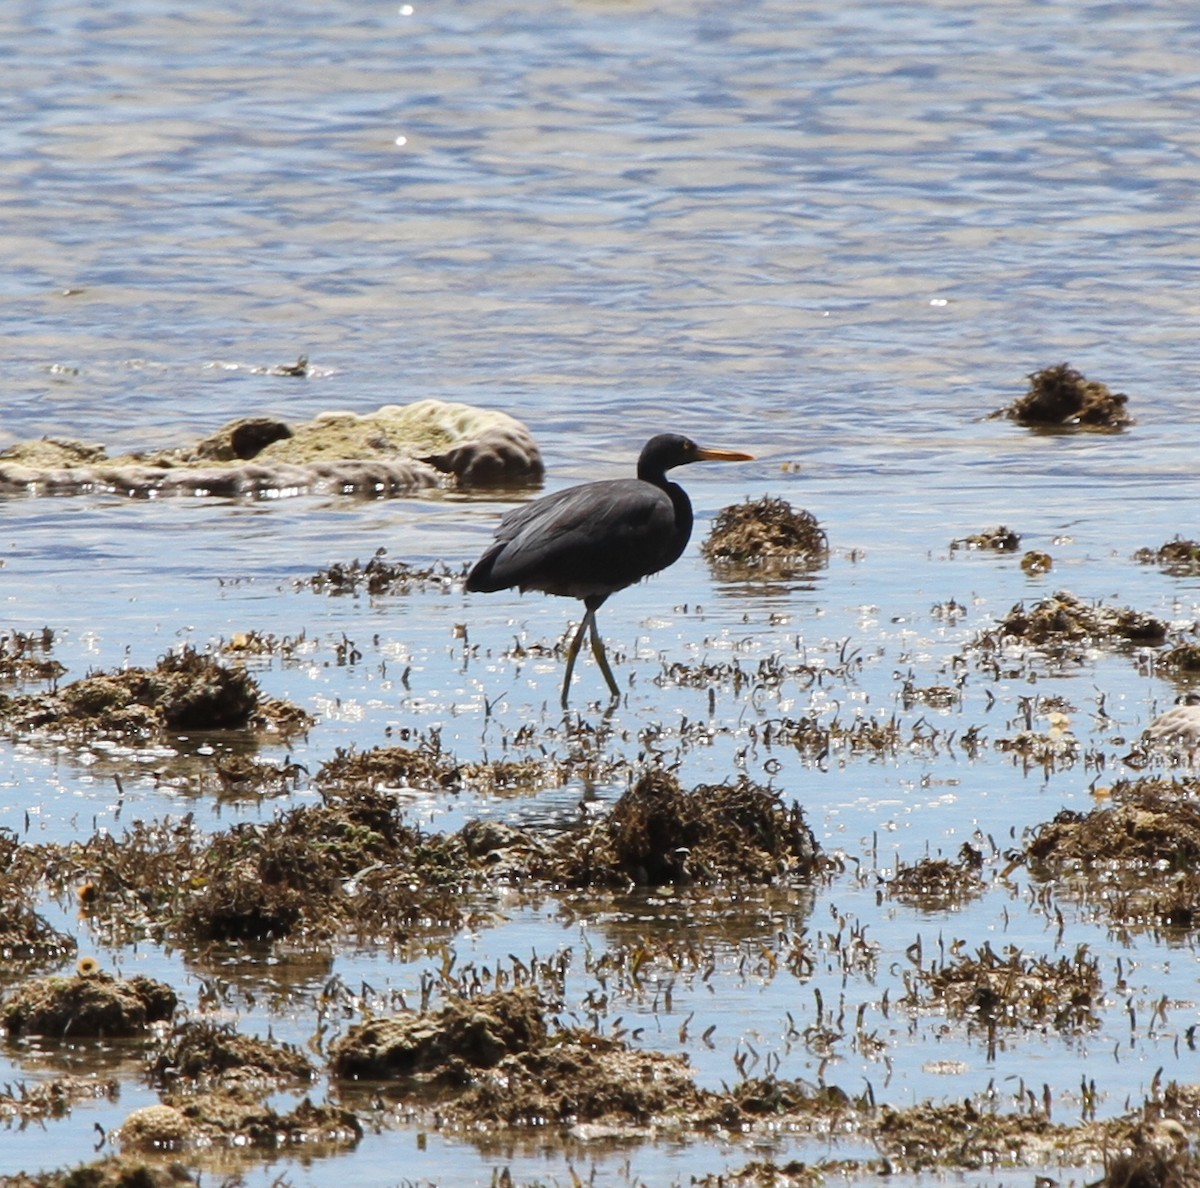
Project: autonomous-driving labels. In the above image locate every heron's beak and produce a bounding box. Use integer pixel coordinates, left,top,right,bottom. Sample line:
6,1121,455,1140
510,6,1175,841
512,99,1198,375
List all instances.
695,446,755,462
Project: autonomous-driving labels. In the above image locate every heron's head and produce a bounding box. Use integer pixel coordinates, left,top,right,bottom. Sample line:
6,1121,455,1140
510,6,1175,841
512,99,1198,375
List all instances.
638,434,754,478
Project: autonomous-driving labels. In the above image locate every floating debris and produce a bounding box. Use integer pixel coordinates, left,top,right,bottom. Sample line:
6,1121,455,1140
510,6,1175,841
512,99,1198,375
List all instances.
267,353,312,378
1020,549,1053,575
992,363,1134,430
701,496,828,571
1135,536,1200,575
304,549,460,597
950,526,1021,552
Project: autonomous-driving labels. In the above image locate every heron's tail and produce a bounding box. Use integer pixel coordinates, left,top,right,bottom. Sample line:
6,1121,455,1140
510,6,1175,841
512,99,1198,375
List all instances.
464,543,508,593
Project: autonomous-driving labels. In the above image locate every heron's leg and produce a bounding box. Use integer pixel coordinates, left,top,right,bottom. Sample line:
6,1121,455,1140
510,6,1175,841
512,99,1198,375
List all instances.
588,611,620,700
560,614,590,708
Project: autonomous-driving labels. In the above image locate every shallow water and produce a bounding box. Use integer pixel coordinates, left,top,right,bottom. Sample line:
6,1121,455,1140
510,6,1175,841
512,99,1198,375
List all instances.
3,0,1200,1183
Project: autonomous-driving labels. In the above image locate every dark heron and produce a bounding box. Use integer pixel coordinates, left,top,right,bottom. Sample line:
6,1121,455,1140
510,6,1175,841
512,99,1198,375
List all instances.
465,433,754,706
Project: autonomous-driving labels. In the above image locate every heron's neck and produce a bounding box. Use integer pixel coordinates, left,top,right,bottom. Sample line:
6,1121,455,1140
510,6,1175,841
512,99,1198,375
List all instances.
665,480,693,541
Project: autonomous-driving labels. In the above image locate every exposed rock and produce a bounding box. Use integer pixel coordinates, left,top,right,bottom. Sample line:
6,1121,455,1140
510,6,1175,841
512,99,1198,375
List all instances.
0,399,542,497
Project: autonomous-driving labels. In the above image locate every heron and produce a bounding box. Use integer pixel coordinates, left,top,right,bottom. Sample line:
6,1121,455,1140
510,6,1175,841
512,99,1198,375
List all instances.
465,433,754,707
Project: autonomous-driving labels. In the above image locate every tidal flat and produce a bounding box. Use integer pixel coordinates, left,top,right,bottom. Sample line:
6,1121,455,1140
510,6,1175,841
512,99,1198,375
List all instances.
1,480,1199,1188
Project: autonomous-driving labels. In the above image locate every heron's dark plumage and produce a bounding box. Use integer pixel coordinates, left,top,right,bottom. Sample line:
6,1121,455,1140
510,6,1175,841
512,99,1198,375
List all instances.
467,478,689,599
466,433,753,705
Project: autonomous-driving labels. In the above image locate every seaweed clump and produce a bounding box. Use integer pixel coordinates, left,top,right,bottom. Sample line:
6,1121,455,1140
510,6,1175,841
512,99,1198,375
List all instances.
151,1020,315,1090
176,787,469,945
0,829,77,965
304,549,458,596
4,1155,203,1185
973,590,1167,653
330,987,707,1127
1025,777,1200,932
888,845,985,910
1135,537,1200,576
701,496,828,572
549,769,820,887
2,970,177,1038
904,941,1101,1033
315,743,459,793
1027,778,1200,872
0,899,76,967
1095,1115,1200,1188
993,363,1133,430
950,526,1021,552
119,1093,361,1155
0,646,311,738
1020,549,1053,575
0,628,64,683
1155,646,1200,676
0,1075,118,1126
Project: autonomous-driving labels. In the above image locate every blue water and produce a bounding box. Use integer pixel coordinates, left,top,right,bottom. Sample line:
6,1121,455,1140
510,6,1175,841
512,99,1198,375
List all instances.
2,0,1200,1182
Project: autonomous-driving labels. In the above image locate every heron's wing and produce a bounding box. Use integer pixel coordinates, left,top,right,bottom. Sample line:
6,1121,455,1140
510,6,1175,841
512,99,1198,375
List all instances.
467,479,678,596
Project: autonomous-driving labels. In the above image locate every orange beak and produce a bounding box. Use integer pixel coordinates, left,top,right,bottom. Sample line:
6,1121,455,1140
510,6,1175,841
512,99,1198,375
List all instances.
695,446,755,462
